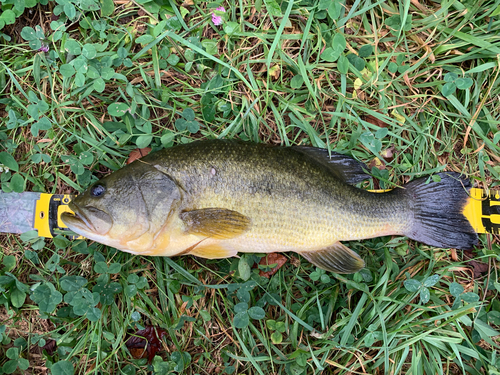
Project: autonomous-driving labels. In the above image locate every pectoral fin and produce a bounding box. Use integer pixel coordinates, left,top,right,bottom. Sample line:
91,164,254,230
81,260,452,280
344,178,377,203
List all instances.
300,243,365,274
180,208,251,239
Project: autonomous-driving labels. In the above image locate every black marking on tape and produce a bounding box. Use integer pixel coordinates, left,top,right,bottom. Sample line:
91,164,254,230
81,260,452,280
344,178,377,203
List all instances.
49,195,79,239
481,190,500,235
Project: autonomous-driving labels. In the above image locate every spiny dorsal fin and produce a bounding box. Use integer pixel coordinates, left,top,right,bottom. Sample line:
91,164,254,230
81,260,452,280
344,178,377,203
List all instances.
300,242,365,273
293,147,371,185
180,208,251,239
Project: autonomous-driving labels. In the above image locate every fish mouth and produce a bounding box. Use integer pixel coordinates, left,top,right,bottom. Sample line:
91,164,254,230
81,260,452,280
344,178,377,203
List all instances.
61,202,112,236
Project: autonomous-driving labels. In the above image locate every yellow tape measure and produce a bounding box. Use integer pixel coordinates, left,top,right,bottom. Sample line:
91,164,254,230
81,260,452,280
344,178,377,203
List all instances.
463,188,500,234
34,194,82,239
32,189,499,239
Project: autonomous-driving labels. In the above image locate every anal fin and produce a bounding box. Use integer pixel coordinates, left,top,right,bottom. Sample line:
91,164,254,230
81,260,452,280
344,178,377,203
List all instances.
300,243,365,274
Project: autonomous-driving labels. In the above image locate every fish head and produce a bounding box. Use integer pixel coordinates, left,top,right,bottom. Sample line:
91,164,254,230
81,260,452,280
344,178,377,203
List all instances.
61,160,181,254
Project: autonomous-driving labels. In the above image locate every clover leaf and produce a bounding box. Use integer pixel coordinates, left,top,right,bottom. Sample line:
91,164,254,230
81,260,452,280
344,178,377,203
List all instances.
449,281,480,310
175,108,201,133
404,274,440,304
232,301,265,328
441,72,473,97
31,283,63,314
93,281,122,305
21,26,45,50
266,319,286,344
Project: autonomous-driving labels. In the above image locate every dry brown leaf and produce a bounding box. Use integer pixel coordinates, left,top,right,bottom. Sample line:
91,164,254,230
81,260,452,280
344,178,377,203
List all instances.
269,65,280,80
380,145,396,163
289,256,301,267
258,253,288,278
127,147,152,164
364,114,388,128
36,139,52,144
463,250,489,278
129,347,148,359
450,248,458,261
41,339,57,355
126,326,167,362
469,260,489,278
367,157,386,171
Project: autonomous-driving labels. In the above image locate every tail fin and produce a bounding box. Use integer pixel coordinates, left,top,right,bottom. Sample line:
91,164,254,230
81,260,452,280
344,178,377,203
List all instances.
403,172,478,249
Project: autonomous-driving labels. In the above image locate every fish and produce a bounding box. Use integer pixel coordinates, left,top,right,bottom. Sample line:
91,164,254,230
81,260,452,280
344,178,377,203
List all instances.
61,140,478,274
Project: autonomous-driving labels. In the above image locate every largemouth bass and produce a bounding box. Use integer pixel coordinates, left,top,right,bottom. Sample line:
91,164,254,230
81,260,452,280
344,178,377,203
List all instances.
61,140,478,273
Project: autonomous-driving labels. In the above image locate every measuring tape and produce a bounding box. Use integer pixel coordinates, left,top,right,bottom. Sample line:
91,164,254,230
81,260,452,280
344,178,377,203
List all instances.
463,188,500,235
33,194,82,239
27,189,500,239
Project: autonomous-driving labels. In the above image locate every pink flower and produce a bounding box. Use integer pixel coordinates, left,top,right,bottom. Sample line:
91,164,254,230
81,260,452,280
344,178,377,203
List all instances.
212,6,226,26
38,44,49,53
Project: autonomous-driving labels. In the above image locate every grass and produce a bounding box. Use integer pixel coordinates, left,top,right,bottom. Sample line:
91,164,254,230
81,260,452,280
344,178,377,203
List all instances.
1,0,500,373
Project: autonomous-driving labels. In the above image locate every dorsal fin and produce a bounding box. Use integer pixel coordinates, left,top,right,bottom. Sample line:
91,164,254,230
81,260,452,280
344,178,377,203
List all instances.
293,147,371,185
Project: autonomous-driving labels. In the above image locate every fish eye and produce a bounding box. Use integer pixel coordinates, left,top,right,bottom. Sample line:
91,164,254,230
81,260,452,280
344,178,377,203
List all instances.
90,184,106,197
